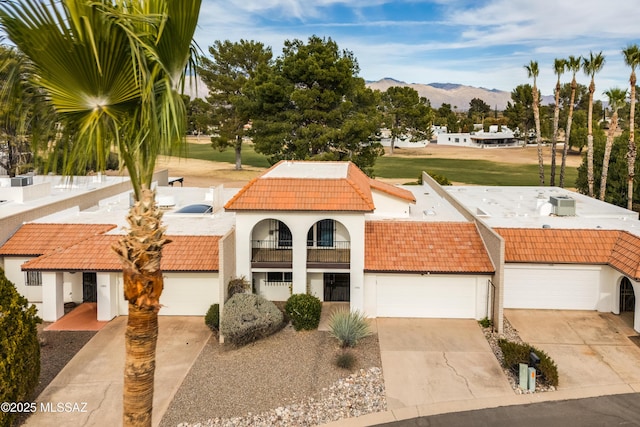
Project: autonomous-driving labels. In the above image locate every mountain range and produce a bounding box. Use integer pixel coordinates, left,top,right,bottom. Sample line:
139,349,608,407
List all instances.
366,78,555,111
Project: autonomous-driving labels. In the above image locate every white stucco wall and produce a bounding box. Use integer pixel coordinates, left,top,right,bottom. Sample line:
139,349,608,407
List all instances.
363,273,490,319
2,257,40,302
370,190,412,217
234,211,366,310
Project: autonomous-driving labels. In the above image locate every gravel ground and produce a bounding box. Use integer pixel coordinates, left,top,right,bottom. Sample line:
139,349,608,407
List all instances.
160,324,384,427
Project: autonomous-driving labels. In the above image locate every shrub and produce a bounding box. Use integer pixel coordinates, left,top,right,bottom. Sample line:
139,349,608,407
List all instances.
328,308,371,348
220,293,283,346
204,304,220,331
284,293,322,331
335,350,357,370
227,276,250,300
497,339,559,387
478,317,493,328
0,268,41,427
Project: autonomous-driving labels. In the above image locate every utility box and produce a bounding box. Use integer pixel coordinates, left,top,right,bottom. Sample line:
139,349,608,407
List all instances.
528,367,536,391
519,363,528,390
10,175,33,187
549,195,576,216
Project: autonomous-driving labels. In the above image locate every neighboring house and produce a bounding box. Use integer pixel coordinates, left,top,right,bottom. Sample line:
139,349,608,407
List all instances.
437,126,520,148
0,160,638,334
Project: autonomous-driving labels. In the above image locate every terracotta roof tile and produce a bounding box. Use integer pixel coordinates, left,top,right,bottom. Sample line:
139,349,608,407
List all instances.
22,235,220,272
369,178,416,202
494,228,619,264
0,223,116,256
225,161,413,212
365,221,494,273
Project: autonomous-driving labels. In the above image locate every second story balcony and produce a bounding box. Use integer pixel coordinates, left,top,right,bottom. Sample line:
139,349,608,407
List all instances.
307,240,350,269
251,240,292,268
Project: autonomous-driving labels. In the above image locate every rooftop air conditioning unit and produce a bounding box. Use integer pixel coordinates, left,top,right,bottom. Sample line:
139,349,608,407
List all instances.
10,175,33,187
549,195,575,216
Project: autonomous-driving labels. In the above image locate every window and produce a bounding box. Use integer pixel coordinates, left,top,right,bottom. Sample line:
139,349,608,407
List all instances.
266,271,292,283
25,271,42,287
275,220,292,247
307,219,335,247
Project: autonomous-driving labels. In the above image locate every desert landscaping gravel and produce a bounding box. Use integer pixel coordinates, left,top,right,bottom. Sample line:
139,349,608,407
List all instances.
160,324,384,427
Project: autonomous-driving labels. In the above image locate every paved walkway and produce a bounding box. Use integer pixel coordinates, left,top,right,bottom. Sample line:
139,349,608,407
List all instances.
25,316,210,427
44,303,108,331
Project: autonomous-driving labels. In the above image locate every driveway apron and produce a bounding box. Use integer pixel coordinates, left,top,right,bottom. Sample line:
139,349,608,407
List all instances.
376,318,513,410
506,309,640,392
24,316,211,427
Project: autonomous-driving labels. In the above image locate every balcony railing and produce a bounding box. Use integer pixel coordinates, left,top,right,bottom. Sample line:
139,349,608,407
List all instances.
252,240,292,266
251,240,350,267
307,241,350,265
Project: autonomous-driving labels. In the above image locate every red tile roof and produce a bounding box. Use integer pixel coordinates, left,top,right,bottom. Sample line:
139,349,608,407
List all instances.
0,223,116,256
369,178,416,202
495,228,640,280
224,161,414,211
22,235,220,272
365,221,495,273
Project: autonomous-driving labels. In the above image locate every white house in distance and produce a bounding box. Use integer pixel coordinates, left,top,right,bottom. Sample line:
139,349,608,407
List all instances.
1,161,639,334
437,125,520,148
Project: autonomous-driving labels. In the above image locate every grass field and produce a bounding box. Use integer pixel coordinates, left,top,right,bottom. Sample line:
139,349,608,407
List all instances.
183,142,580,187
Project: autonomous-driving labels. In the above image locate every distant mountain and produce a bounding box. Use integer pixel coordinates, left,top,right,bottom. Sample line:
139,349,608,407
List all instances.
366,78,554,111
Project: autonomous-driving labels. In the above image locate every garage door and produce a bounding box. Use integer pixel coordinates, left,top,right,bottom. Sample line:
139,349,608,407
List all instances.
375,274,480,318
504,264,600,310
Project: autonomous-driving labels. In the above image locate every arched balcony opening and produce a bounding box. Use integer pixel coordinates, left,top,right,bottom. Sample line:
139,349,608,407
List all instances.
306,219,350,268
251,219,293,268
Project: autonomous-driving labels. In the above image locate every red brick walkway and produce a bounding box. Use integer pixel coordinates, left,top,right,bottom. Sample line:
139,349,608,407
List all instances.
44,303,109,331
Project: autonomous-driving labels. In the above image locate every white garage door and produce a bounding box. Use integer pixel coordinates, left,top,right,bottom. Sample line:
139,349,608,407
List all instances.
504,264,600,310
375,274,481,318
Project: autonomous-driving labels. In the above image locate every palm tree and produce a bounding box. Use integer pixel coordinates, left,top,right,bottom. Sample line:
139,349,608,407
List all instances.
599,88,627,201
551,58,566,186
0,1,201,426
525,60,544,185
582,51,606,197
623,44,640,210
560,55,582,188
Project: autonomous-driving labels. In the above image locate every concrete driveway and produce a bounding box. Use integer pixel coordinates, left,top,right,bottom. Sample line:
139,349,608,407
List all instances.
506,310,640,393
375,318,513,410
25,316,211,427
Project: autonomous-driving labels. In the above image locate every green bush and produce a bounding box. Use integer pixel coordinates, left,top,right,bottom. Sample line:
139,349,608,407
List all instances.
204,303,220,331
478,317,493,328
220,293,283,346
284,293,322,331
328,308,371,348
498,339,559,387
0,268,41,427
335,350,357,370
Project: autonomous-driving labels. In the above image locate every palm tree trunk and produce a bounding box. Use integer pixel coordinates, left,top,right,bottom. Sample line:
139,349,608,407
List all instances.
235,135,243,170
114,188,169,427
560,84,577,187
600,111,618,200
123,301,159,426
628,74,637,210
587,81,596,197
551,83,561,186
533,90,544,185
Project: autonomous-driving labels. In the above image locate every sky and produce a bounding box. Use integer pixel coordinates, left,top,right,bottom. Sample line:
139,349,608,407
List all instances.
196,0,640,99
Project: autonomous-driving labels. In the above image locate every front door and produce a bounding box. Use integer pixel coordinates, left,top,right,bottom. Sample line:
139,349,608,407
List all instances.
324,273,350,302
83,272,97,303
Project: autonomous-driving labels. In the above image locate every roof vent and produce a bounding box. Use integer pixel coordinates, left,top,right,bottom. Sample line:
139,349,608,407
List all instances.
549,196,575,216
542,224,551,229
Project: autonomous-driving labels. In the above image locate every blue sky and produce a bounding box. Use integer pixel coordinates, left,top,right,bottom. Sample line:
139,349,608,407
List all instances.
196,0,640,99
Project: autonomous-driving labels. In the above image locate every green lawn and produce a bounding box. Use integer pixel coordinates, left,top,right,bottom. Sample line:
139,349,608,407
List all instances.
183,142,579,187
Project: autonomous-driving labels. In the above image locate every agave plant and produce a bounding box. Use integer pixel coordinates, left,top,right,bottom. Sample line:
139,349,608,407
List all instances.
328,308,372,348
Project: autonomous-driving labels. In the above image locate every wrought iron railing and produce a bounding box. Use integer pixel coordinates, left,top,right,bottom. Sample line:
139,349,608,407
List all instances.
307,240,350,263
251,240,292,263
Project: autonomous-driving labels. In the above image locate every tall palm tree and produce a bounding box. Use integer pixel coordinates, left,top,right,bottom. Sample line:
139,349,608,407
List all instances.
623,44,640,210
551,58,566,186
560,55,582,188
525,60,544,185
0,1,201,426
599,88,627,201
582,51,606,197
